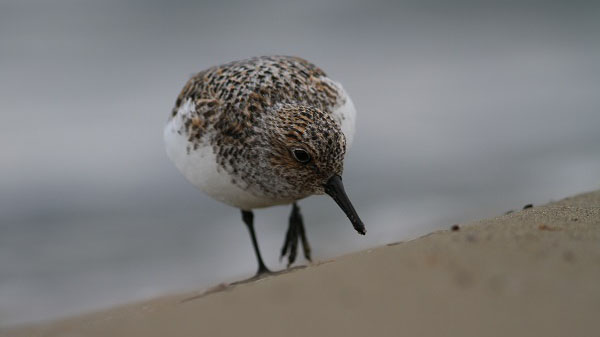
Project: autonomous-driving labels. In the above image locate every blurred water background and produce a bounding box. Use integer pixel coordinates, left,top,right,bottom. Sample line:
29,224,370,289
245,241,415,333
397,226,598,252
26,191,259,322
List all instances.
1,0,599,326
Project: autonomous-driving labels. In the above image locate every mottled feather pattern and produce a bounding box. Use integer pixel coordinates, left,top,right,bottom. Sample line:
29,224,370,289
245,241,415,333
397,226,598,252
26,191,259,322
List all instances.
164,55,364,273
169,56,349,201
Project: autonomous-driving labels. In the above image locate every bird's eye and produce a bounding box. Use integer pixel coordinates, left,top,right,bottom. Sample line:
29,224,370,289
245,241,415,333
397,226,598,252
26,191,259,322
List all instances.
291,148,311,163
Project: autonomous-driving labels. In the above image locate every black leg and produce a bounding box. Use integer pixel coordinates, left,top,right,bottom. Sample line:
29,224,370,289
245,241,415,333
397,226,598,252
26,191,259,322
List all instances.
241,210,270,275
280,203,311,267
297,205,311,262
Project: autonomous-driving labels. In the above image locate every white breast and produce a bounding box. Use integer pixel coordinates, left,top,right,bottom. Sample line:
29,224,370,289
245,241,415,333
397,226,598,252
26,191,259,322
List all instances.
163,99,285,210
320,76,357,148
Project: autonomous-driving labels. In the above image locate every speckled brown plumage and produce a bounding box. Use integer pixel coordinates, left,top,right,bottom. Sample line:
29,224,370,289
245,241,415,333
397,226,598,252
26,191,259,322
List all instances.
170,56,348,200
164,55,364,273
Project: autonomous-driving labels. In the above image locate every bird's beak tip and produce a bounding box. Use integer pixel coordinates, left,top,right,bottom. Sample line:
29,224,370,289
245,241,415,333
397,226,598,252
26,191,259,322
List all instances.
324,175,366,236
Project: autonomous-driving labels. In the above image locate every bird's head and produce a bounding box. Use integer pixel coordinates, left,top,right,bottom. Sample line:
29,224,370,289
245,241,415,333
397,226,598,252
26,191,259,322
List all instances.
253,104,365,234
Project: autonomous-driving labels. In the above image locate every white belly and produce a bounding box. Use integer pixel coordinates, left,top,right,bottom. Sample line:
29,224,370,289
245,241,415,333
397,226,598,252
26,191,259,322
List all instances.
163,101,288,210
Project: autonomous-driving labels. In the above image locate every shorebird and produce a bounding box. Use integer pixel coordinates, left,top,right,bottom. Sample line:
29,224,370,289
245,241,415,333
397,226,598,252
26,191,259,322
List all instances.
164,56,365,276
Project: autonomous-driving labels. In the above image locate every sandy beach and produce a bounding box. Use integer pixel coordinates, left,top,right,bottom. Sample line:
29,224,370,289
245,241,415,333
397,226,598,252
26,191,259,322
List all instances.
3,190,599,337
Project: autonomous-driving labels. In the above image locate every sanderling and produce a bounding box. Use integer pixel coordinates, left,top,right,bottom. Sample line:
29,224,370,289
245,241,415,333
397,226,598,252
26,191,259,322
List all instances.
164,56,365,276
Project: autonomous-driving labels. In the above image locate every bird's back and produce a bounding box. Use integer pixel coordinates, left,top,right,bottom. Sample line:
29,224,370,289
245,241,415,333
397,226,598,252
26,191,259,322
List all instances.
171,56,339,120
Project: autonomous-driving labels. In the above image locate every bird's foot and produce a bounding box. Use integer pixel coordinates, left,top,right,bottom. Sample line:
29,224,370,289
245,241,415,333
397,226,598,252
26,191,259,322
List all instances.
256,264,272,276
280,203,311,267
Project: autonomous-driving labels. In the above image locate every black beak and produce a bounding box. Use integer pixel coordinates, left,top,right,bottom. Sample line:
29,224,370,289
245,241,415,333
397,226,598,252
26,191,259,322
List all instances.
324,175,366,235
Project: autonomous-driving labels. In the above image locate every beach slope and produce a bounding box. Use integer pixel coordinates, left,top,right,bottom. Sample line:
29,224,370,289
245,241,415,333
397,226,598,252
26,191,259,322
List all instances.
4,190,600,337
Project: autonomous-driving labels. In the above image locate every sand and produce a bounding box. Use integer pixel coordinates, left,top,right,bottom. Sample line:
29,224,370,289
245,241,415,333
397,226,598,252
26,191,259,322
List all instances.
3,190,600,337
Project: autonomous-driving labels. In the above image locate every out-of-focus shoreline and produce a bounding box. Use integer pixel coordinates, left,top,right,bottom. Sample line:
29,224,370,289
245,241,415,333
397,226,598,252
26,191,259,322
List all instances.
3,190,600,337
